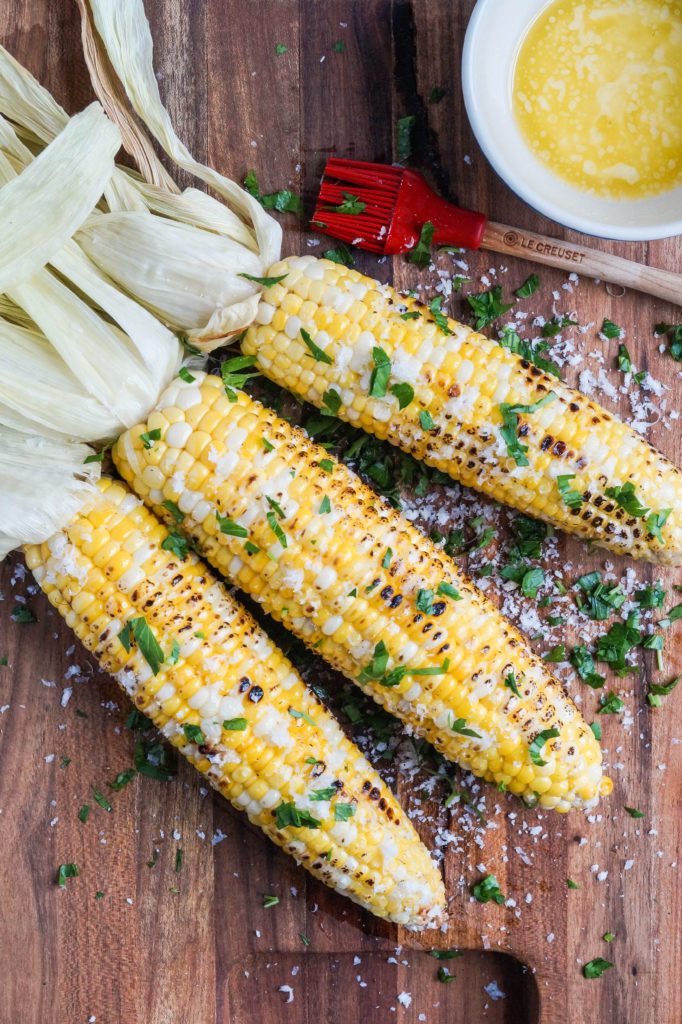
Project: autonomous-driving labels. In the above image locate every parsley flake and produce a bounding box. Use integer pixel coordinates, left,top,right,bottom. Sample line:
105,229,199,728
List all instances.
529,728,560,766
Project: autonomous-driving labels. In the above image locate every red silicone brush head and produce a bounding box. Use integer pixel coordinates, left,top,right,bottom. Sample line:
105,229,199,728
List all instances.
314,158,487,255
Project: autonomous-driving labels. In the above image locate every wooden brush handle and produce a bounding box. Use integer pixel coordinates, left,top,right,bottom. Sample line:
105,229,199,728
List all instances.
482,221,682,306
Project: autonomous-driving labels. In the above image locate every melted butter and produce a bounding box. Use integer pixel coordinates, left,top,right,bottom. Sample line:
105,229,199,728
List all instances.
513,0,682,198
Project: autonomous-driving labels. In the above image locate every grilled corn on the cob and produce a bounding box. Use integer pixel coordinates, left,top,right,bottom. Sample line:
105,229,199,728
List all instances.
113,375,609,812
24,477,445,929
241,256,682,565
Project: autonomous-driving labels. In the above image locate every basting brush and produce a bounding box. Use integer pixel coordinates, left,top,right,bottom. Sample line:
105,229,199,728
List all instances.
314,158,682,305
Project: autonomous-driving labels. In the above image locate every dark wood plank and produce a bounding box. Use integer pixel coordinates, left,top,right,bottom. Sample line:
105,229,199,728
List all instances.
1,1,680,1023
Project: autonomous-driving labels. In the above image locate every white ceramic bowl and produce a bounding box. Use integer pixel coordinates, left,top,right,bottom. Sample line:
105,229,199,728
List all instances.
461,0,682,241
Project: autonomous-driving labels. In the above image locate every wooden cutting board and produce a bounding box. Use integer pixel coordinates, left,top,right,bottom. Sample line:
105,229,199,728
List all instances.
1,2,680,1022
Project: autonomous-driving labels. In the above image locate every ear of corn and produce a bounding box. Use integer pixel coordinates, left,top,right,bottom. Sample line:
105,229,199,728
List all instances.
113,375,609,813
241,255,682,566
24,477,445,930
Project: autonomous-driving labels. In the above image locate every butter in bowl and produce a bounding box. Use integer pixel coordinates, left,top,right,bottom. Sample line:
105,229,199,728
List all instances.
462,0,682,240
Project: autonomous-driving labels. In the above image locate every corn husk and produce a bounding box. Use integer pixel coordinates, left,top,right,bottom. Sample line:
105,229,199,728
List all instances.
0,429,99,560
0,103,119,294
0,111,180,442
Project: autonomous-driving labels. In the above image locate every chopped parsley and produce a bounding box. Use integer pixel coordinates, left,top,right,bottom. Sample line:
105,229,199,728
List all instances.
183,724,205,745
624,806,644,818
509,515,550,560
323,243,355,266
238,271,288,287
391,381,415,410
319,494,331,514
175,848,184,873
655,321,682,361
450,716,481,739
78,805,90,824
590,722,602,741
275,802,321,830
323,191,366,215
332,40,345,52
646,508,671,543
288,707,316,727
416,588,435,614
216,512,248,537
604,481,649,518
497,327,561,378
93,788,112,813
108,769,136,792
322,388,341,415
56,863,79,888
223,718,248,731
467,286,514,330
428,949,464,960
514,273,539,298
11,605,36,624
265,496,285,519
498,393,556,466
597,691,625,715
262,894,280,908
635,583,666,609
499,563,545,600
300,327,332,364
243,171,302,213
396,114,416,163
647,675,679,708
543,644,566,663
419,409,435,430
567,879,580,890
369,347,391,397
319,458,334,473
140,428,162,450
407,220,434,268
542,314,578,338
595,616,642,674
118,617,164,675
529,728,560,766
275,43,288,54
570,646,605,689
267,510,288,547
161,531,188,560
357,640,389,683
221,354,259,400
428,296,453,335
162,499,184,524
600,319,621,339
583,958,613,979
437,581,461,600
437,967,456,983
472,874,505,905
575,572,626,621
504,672,522,698
310,787,337,801
133,736,177,782
557,473,583,509
603,932,615,943
659,602,682,628
428,85,446,103
167,638,181,666
334,802,356,821
617,343,632,373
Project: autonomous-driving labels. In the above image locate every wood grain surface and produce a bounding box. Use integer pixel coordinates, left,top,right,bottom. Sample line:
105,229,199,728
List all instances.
1,2,680,1023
